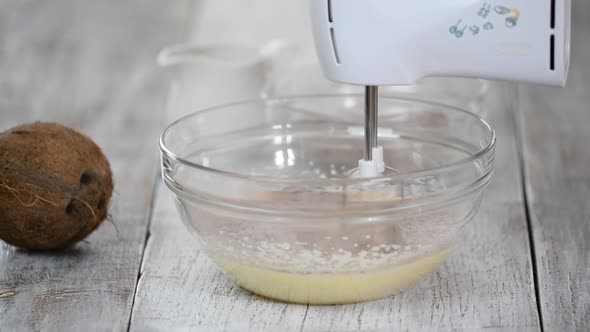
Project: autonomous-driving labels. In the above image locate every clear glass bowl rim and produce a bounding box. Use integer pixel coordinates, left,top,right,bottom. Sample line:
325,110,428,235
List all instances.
160,94,496,186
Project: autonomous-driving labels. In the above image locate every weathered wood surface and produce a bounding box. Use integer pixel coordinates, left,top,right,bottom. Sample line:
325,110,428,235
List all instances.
516,1,590,331
1,0,588,331
0,1,188,330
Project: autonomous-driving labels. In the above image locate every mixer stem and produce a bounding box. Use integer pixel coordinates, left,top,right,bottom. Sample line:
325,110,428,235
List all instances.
364,86,379,161
358,86,385,177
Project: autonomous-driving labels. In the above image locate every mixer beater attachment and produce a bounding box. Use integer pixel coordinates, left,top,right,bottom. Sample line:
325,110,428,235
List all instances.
358,86,384,177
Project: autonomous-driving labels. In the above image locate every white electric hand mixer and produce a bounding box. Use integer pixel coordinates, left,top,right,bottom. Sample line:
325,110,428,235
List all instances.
310,0,571,177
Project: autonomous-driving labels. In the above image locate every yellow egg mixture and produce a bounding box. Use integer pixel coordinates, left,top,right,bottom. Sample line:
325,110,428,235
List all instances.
209,187,456,304
212,246,453,304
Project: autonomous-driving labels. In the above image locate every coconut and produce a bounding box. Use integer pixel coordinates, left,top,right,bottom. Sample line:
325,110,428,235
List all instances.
0,122,113,250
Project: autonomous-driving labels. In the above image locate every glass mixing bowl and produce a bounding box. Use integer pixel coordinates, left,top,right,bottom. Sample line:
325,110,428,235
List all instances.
160,95,496,305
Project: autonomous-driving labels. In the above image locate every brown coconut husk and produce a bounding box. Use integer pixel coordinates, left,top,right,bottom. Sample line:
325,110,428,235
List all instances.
0,122,113,250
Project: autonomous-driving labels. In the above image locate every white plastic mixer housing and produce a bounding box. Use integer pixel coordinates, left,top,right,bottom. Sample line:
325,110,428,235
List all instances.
311,0,571,86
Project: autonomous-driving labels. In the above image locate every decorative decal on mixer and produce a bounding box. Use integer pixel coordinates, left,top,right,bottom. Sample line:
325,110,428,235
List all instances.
449,1,520,38
494,5,511,15
477,3,492,19
449,20,468,38
494,6,520,28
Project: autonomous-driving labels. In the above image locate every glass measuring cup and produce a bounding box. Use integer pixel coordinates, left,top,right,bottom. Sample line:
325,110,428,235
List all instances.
158,40,286,124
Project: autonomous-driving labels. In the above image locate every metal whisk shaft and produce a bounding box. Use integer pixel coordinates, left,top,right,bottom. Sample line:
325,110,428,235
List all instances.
364,86,379,161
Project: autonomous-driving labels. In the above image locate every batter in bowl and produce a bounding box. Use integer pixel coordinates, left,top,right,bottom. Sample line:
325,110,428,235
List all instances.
212,246,453,304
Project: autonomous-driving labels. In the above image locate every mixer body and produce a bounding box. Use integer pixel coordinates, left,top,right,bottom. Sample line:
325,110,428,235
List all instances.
311,0,571,86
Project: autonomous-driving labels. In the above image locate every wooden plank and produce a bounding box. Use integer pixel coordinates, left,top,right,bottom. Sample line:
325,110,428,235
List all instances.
517,2,590,330
131,84,540,331
0,1,188,330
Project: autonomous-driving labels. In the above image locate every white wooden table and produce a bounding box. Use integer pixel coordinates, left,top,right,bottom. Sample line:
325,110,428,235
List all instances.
1,1,588,331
